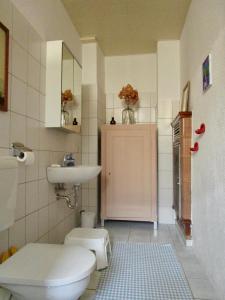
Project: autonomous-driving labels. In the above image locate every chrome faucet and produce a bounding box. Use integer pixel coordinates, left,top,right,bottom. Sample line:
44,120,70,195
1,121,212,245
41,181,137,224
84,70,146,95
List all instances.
63,153,75,167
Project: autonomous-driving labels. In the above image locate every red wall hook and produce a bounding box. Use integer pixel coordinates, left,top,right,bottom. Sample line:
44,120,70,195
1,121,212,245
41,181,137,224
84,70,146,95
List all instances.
190,142,199,152
195,123,205,135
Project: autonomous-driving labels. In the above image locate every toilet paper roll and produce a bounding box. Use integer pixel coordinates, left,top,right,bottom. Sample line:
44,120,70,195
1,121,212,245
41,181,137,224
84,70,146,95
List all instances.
17,151,35,166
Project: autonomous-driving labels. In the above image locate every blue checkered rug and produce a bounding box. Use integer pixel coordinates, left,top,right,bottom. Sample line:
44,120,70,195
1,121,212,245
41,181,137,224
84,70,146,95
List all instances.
95,242,193,300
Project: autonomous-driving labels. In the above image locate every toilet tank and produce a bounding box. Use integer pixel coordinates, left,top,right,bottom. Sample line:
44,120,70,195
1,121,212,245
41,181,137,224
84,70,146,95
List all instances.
0,156,18,231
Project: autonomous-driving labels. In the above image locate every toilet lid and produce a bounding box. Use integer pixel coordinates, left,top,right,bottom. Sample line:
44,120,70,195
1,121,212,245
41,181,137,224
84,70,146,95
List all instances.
0,243,96,287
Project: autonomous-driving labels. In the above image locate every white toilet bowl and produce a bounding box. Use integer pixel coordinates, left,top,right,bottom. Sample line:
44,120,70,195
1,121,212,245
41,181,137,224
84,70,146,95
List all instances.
0,243,96,300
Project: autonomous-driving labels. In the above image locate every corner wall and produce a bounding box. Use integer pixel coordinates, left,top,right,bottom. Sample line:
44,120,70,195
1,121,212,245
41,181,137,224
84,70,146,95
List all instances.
157,41,180,224
81,42,105,217
180,1,225,298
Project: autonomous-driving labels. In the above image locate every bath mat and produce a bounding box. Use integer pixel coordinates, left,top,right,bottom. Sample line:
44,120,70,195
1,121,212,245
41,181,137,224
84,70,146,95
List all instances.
95,242,193,300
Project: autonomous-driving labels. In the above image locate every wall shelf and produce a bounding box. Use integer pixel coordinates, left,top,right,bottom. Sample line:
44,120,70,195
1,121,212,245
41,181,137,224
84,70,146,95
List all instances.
62,125,81,134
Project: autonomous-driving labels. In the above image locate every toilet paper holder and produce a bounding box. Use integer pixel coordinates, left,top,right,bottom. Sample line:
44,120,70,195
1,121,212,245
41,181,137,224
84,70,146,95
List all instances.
11,142,32,158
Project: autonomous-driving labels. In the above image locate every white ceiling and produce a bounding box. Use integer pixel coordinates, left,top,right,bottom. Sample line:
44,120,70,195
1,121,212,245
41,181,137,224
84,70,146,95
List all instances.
62,0,191,56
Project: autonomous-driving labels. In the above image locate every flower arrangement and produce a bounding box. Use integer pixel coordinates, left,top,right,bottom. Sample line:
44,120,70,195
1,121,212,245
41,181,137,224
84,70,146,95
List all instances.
62,89,73,103
118,84,139,106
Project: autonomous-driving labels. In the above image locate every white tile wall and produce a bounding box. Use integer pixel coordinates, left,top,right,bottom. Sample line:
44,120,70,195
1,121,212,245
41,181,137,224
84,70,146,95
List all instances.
105,54,157,125
157,41,180,225
0,1,81,252
81,43,106,216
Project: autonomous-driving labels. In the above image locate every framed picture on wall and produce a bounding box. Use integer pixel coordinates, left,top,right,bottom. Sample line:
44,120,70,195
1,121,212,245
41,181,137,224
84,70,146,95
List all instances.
181,81,190,112
0,22,9,112
202,54,212,92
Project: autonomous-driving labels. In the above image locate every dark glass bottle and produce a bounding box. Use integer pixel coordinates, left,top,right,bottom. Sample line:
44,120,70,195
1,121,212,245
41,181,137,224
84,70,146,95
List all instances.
73,118,78,125
110,117,116,125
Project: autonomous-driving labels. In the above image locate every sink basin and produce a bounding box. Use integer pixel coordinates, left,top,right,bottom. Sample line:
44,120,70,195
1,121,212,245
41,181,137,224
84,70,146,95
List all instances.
47,165,102,184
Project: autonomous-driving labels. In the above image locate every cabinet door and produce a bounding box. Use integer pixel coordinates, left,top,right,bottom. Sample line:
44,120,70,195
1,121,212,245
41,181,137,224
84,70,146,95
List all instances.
105,127,152,220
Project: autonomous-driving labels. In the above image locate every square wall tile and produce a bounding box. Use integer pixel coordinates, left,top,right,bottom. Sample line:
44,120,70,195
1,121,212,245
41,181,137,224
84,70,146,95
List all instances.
0,229,9,253
49,202,57,229
89,101,97,118
11,40,28,82
38,179,49,208
40,41,46,67
26,87,40,120
138,108,151,123
82,136,89,153
82,119,89,135
26,181,38,214
172,101,180,119
38,206,49,238
40,66,46,95
106,108,114,123
26,211,38,243
89,118,97,136
9,218,26,248
82,189,89,207
15,183,26,220
11,75,27,115
158,188,173,206
88,189,98,206
12,7,28,50
106,94,114,109
158,207,175,224
158,101,172,118
158,118,172,136
38,151,49,179
139,92,151,108
28,55,40,91
28,27,41,62
38,233,49,243
48,228,58,244
18,162,26,184
10,112,26,145
88,153,98,165
25,150,39,181
158,170,173,189
158,136,172,154
26,118,40,150
0,111,10,148
89,136,98,153
114,108,122,124
39,94,45,122
158,153,173,171
150,108,156,122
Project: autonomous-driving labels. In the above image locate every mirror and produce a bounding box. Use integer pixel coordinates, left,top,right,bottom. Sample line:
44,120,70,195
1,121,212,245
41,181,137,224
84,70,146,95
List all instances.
0,22,9,112
61,43,82,127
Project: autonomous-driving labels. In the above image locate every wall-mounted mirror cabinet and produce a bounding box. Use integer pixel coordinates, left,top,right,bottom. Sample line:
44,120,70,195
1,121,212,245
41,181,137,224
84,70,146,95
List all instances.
0,22,9,112
46,41,82,133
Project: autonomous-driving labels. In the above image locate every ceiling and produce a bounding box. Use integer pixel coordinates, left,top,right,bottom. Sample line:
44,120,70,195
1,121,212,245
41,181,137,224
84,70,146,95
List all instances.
62,0,191,56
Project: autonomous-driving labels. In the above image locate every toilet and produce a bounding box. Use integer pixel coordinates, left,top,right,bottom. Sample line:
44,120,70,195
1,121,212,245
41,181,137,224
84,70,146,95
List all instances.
0,156,96,300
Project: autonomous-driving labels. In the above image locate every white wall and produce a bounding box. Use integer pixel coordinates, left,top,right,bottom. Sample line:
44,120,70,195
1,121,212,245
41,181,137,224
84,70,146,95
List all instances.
81,42,106,217
180,1,225,298
0,0,81,254
157,41,180,224
11,0,81,64
105,54,157,124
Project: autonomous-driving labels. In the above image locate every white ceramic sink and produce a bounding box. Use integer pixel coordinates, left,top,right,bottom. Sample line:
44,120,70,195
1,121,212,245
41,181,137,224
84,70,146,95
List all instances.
47,165,102,184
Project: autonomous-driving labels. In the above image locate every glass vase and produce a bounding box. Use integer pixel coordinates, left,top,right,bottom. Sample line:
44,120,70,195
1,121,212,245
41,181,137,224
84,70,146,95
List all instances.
122,106,135,124
61,102,70,126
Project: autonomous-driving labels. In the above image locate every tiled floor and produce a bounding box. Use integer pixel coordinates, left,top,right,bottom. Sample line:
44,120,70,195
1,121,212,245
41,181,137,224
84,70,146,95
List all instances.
81,221,218,300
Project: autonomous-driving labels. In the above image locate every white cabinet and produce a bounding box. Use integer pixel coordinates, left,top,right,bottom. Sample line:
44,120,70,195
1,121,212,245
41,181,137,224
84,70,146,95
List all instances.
45,41,82,133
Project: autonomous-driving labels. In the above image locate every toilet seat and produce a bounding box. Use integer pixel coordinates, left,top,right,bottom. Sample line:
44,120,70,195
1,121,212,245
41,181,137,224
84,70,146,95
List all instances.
0,243,96,287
